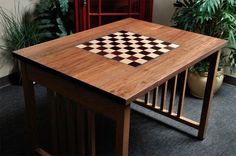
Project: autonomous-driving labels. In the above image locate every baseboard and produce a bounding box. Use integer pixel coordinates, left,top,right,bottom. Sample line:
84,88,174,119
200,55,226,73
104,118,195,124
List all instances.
0,72,20,88
224,75,236,86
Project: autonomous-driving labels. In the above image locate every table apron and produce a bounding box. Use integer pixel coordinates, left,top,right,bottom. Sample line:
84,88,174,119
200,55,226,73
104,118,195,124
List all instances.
23,62,128,120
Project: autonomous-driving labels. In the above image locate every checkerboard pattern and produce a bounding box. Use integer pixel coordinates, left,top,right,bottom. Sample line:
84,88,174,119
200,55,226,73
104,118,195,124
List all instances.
76,30,179,67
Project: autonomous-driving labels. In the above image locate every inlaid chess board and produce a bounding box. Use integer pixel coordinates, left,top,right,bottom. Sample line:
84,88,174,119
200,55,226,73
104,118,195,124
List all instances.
76,30,179,67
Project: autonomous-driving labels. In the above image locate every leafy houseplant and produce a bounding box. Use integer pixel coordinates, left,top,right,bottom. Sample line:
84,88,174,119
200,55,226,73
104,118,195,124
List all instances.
172,0,236,71
0,1,73,84
0,7,47,74
172,0,236,97
34,0,74,39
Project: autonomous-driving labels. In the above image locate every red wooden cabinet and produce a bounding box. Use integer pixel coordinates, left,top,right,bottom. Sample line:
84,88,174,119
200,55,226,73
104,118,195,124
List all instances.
75,0,153,32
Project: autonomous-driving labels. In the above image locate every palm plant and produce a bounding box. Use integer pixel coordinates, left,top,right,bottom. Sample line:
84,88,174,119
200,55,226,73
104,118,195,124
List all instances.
172,0,236,73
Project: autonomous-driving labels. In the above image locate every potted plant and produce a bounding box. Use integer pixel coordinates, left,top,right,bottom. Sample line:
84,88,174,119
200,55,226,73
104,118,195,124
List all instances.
0,0,73,84
172,0,236,98
34,0,74,39
0,7,48,84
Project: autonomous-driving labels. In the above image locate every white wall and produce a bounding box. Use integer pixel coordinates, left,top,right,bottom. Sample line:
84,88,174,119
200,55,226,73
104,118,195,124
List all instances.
0,0,37,78
153,0,176,26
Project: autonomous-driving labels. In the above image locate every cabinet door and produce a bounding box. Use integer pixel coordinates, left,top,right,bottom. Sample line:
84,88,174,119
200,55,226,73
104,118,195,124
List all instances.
75,0,153,31
88,0,146,29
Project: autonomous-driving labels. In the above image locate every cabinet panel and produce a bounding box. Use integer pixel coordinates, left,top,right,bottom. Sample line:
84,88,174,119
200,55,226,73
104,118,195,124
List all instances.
90,0,98,13
74,0,153,32
90,16,99,28
102,16,128,25
131,0,140,13
101,0,129,13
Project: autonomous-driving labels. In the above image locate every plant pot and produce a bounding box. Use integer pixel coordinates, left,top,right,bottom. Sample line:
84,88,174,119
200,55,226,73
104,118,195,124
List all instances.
187,70,224,98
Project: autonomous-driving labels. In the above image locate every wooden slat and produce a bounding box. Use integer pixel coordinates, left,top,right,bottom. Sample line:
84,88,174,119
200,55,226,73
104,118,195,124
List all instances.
160,82,168,111
152,87,159,108
135,98,144,103
56,94,66,155
169,76,178,114
133,100,199,129
177,69,188,117
66,100,76,155
77,105,85,155
87,111,96,156
34,148,52,156
47,90,58,155
144,92,150,105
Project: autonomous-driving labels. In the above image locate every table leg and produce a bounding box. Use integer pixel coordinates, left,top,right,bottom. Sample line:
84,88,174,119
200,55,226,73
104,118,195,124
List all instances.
115,106,130,156
198,51,221,139
87,111,96,156
20,62,39,151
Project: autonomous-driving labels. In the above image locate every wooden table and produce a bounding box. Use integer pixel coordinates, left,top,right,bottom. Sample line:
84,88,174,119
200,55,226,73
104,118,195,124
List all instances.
14,18,227,156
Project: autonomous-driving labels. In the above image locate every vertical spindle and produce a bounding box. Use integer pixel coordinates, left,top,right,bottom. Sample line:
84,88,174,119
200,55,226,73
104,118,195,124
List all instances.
145,92,150,105
160,82,168,110
152,87,159,108
177,69,188,117
169,76,178,114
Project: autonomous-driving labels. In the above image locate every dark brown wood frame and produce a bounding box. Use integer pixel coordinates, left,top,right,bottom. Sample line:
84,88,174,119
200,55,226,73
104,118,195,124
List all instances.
15,18,227,156
20,50,220,156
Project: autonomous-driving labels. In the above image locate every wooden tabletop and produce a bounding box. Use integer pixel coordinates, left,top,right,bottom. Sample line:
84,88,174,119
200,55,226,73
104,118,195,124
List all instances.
14,18,227,105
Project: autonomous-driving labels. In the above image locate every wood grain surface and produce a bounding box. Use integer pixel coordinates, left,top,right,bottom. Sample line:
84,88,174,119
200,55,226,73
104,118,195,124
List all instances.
13,18,227,104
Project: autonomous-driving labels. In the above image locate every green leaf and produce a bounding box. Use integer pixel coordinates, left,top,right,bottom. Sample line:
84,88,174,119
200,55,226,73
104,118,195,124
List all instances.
56,17,67,37
58,0,69,15
228,30,236,44
38,24,55,29
0,5,50,69
227,0,236,5
200,0,223,15
35,0,53,13
172,0,236,71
